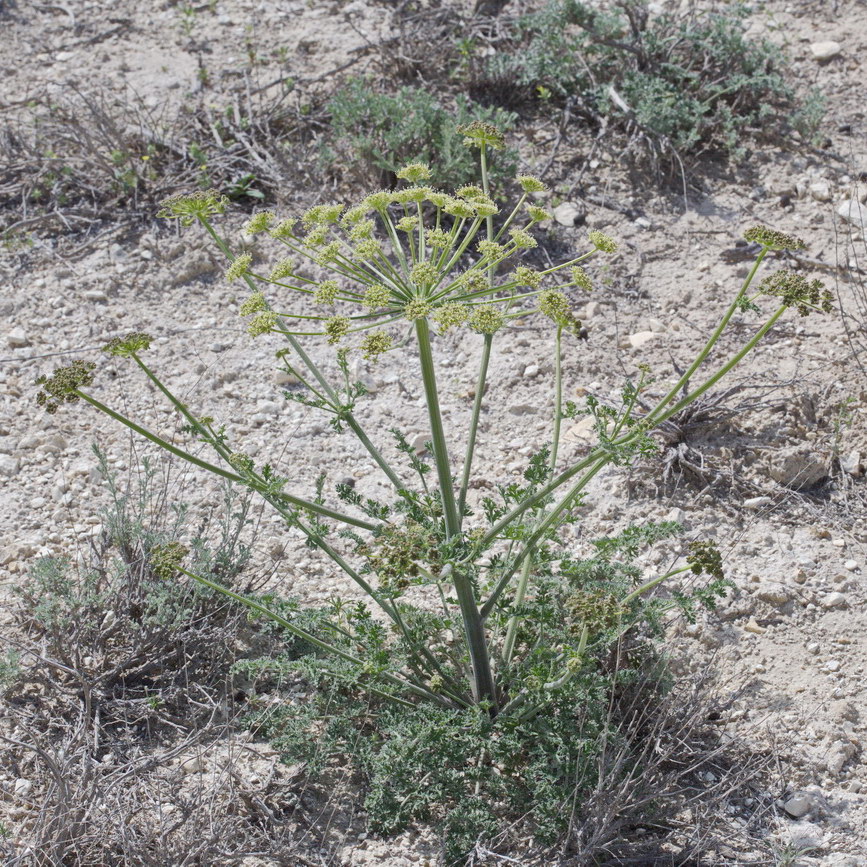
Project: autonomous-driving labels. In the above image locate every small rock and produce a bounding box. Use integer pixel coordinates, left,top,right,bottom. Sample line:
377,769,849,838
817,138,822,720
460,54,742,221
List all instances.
83,289,108,303
0,454,20,476
180,757,204,775
783,795,812,819
837,198,867,228
786,820,825,849
6,327,30,348
582,301,601,318
844,559,859,571
743,496,772,510
628,330,659,349
634,216,652,229
274,369,300,387
840,450,862,476
806,642,820,655
809,180,832,202
552,202,586,227
13,778,31,797
810,40,842,62
769,447,828,489
826,659,841,672
523,364,540,378
820,592,847,609
743,618,766,635
412,433,429,455
566,417,596,440
756,583,790,606
508,404,537,415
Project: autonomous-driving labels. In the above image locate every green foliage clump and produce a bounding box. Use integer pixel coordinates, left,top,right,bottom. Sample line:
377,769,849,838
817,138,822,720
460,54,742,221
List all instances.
323,80,518,187
483,0,822,158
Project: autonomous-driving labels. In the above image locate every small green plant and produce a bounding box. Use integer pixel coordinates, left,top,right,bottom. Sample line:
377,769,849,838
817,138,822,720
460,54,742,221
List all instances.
323,80,518,188
482,0,822,159
36,125,832,858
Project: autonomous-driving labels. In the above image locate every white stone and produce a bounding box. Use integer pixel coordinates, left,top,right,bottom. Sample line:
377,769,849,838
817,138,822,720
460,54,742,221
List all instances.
840,450,862,476
821,592,847,609
810,41,842,62
769,447,828,489
743,618,766,635
84,290,108,302
0,454,19,476
809,180,832,202
552,202,585,227
523,364,540,378
180,757,204,775
628,330,659,349
743,496,772,509
837,198,867,227
6,327,30,348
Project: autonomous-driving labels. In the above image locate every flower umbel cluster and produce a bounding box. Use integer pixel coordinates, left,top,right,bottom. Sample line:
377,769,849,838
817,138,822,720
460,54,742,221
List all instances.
759,270,833,316
35,360,97,414
222,153,617,358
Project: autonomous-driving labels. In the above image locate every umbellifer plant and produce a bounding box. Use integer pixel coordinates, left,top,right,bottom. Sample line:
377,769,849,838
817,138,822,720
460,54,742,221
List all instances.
36,122,833,856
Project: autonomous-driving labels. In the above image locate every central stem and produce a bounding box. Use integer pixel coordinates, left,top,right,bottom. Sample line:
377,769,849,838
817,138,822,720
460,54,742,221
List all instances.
415,317,497,710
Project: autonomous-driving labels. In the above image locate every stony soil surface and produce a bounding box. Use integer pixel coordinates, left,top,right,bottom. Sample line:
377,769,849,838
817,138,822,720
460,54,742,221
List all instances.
2,0,867,864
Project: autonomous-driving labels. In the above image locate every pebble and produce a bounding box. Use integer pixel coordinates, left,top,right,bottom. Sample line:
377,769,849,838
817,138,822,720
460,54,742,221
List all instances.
552,202,585,227
809,180,832,202
628,330,659,349
84,290,108,303
810,40,842,62
5,327,30,348
743,496,772,509
180,756,204,775
837,198,867,228
13,778,31,797
508,404,537,415
769,446,828,489
840,450,862,476
523,364,540,378
273,369,300,387
821,592,847,609
844,560,859,571
743,618,766,635
783,795,812,818
756,584,790,606
0,454,20,476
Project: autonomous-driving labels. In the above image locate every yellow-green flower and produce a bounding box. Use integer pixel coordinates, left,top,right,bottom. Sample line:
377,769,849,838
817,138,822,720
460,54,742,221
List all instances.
570,267,592,291
243,211,276,235
325,316,350,344
314,280,340,305
362,284,392,310
512,266,541,289
589,231,617,253
468,305,504,334
404,298,432,320
396,162,432,183
509,228,536,249
248,311,277,337
225,252,252,282
240,290,268,315
269,257,296,281
361,331,393,361
431,303,469,333
517,175,546,193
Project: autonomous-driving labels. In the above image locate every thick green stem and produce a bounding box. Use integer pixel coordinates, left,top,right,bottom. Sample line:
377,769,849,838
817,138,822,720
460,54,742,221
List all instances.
458,334,493,523
415,320,496,709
